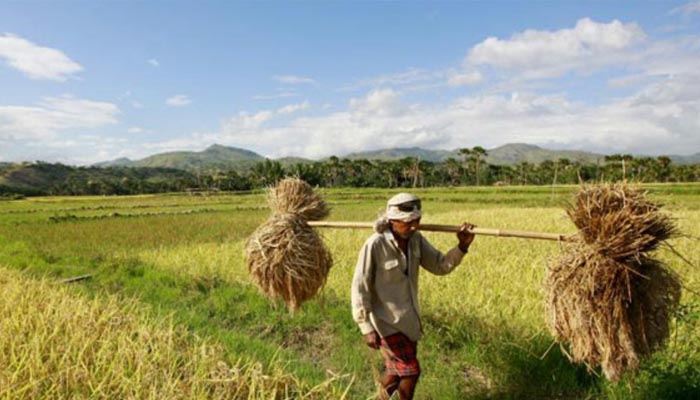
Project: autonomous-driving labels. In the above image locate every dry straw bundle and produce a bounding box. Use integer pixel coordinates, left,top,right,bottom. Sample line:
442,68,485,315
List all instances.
245,178,332,310
545,184,681,381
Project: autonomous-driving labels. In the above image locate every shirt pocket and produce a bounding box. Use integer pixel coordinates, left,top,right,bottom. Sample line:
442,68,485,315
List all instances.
380,259,405,283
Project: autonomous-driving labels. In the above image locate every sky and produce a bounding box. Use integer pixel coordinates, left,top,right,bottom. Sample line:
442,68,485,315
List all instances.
1,0,700,165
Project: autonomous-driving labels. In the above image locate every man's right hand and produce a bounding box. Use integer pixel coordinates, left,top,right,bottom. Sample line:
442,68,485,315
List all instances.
364,331,380,349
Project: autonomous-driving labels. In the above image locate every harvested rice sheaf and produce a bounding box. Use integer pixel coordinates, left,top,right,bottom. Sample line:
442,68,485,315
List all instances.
545,184,681,381
267,177,329,221
246,179,333,310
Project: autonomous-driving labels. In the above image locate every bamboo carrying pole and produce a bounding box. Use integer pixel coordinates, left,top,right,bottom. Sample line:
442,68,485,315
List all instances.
307,221,574,242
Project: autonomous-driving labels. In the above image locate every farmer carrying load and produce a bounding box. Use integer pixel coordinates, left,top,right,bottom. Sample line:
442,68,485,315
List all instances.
351,193,475,400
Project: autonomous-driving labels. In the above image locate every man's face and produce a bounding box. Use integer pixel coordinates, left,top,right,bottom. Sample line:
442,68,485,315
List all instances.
390,218,421,239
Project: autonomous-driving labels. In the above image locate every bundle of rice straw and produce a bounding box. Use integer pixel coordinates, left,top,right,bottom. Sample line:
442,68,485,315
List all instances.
545,184,681,381
245,178,332,310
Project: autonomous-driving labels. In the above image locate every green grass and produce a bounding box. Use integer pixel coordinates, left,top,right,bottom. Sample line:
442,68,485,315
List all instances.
1,184,699,399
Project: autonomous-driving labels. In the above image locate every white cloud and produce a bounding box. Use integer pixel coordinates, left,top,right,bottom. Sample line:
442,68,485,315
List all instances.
340,68,448,92
166,94,192,107
0,33,83,81
272,75,316,84
448,70,483,86
224,110,274,132
203,78,700,158
277,101,310,114
0,95,120,141
670,1,700,17
349,89,407,117
148,58,159,67
131,101,144,109
466,18,646,79
127,127,144,134
81,66,700,164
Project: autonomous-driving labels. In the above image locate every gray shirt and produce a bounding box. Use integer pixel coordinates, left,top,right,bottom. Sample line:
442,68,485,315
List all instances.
351,230,466,342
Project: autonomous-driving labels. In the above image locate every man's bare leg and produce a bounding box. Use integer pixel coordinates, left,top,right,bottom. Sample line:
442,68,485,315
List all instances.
397,376,419,400
378,374,400,399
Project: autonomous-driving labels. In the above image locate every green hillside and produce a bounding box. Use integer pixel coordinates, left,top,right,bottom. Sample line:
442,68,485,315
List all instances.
671,153,700,165
275,156,315,166
343,147,457,162
93,157,133,167
130,144,264,170
485,143,605,165
0,163,195,196
91,143,696,170
342,144,605,165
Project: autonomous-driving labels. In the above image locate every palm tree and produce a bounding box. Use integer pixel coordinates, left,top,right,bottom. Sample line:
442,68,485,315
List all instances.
656,156,672,182
553,158,571,185
458,148,473,184
443,157,462,186
459,146,488,185
471,146,488,186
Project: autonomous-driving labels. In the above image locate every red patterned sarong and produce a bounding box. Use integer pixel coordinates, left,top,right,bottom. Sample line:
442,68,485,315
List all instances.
379,333,420,377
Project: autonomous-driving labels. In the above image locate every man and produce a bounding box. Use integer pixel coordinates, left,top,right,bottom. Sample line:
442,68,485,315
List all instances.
351,193,475,400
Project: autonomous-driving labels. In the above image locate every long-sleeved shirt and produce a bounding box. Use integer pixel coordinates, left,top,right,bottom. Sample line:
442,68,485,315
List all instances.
351,229,466,342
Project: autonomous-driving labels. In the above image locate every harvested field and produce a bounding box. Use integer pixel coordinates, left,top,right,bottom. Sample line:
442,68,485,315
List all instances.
0,184,698,399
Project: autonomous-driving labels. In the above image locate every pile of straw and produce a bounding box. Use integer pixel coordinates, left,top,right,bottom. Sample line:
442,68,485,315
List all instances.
245,179,332,310
545,184,681,381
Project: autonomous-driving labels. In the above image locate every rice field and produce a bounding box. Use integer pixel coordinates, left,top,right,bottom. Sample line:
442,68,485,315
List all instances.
0,184,698,399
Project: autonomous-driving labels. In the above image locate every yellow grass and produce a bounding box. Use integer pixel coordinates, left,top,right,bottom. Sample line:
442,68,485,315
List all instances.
0,267,344,400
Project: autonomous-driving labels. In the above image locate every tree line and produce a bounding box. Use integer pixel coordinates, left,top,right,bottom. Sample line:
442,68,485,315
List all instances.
2,149,700,197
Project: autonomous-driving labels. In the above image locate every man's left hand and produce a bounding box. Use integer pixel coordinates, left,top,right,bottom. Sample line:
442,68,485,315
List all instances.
457,222,476,252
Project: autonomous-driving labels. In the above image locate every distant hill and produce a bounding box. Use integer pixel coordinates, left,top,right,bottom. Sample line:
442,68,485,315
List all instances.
485,143,605,165
275,156,315,166
93,157,133,167
96,144,265,171
0,163,193,196
671,153,700,165
344,147,457,162
91,142,698,170
0,163,74,195
342,144,604,165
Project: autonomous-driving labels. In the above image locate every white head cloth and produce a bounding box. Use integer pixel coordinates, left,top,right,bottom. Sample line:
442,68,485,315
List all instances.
385,192,422,222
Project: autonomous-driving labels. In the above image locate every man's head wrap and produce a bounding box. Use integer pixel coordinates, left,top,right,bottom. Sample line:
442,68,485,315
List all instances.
385,192,422,222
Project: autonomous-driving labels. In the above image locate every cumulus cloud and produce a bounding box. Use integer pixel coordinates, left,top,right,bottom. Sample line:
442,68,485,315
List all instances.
223,110,274,132
203,77,700,159
0,33,83,81
147,58,159,67
272,75,316,84
166,94,192,107
0,95,120,142
466,18,646,79
219,101,311,136
349,89,407,117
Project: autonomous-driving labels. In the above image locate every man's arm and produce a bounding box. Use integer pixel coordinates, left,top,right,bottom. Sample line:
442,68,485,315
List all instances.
351,239,377,338
420,223,475,275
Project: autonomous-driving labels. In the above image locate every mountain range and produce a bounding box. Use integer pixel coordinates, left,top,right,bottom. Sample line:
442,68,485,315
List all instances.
91,143,700,171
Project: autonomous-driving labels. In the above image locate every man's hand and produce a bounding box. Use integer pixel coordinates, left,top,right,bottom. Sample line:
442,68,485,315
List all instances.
458,222,476,253
364,331,380,349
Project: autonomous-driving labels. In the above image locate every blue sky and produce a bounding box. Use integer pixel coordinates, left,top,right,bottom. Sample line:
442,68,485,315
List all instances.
1,1,700,164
